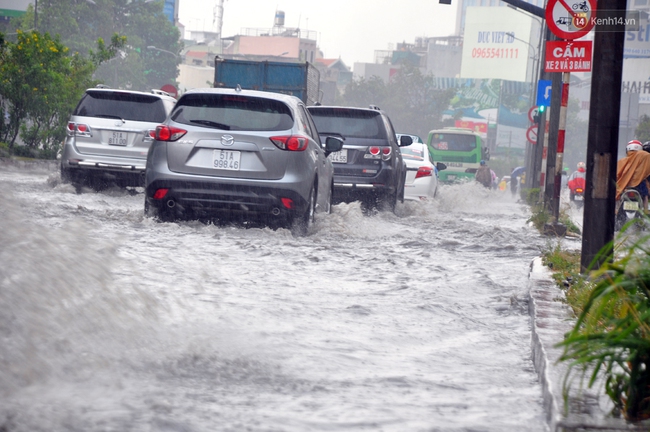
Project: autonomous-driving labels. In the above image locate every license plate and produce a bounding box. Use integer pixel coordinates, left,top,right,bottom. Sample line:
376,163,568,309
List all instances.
108,132,128,146
330,149,348,164
624,201,639,211
574,195,583,200
213,149,241,170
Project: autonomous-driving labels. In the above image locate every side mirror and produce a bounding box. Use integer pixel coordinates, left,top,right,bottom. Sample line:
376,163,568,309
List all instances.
324,136,344,157
437,162,447,172
399,135,413,147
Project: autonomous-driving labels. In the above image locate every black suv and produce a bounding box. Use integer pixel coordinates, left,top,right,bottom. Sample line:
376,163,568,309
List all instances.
307,105,411,211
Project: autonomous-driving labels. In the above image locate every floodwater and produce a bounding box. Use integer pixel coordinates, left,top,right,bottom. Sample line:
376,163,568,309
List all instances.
0,163,550,432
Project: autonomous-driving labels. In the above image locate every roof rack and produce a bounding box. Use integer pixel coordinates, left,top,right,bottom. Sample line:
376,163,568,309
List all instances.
151,89,172,97
95,84,110,89
369,104,381,111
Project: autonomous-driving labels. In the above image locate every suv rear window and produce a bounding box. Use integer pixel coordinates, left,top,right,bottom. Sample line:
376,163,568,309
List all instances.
430,133,478,151
170,94,294,131
309,108,387,139
73,91,169,122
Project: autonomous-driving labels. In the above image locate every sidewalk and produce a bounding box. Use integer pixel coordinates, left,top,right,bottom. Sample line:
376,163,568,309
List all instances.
528,257,650,431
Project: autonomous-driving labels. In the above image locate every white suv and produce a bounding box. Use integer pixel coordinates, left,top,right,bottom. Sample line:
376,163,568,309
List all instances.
60,86,176,189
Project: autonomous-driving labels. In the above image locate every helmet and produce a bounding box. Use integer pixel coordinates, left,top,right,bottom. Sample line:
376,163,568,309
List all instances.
480,160,486,165
577,162,585,169
643,141,650,153
627,140,643,154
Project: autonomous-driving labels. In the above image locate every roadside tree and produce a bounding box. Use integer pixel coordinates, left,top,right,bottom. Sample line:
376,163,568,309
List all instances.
0,31,126,154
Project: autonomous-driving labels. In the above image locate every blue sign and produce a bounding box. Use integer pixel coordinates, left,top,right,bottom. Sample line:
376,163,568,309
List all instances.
536,80,552,107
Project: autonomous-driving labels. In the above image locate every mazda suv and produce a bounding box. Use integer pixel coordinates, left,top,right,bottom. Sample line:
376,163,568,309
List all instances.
144,88,343,233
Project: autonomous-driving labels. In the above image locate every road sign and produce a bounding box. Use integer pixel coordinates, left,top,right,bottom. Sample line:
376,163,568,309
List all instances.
528,106,539,123
544,40,593,72
536,80,552,107
526,125,538,144
545,0,597,40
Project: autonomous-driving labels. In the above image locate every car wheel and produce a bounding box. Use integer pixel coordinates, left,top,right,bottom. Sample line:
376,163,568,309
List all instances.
378,190,397,213
292,184,315,236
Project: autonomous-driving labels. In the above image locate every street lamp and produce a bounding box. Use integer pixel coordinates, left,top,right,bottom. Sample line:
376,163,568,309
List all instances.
147,46,179,58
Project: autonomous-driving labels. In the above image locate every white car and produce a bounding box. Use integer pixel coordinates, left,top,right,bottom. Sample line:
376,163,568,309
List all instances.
400,142,446,201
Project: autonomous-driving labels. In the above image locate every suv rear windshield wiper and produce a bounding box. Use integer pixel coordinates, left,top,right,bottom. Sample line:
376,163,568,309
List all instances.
318,132,346,140
95,114,125,122
189,119,231,130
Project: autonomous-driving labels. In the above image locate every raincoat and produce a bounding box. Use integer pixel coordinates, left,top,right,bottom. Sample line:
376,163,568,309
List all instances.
616,150,650,200
567,167,586,193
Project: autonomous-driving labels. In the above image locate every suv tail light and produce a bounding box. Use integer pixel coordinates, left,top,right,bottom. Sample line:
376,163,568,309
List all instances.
366,146,392,161
67,122,92,137
415,166,433,179
575,188,583,194
270,135,309,151
155,125,187,142
143,129,156,142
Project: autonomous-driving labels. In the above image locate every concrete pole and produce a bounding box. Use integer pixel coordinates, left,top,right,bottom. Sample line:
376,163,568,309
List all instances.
550,72,570,220
580,0,628,272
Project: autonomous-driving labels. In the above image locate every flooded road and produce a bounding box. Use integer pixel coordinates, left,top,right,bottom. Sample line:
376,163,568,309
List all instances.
0,163,549,432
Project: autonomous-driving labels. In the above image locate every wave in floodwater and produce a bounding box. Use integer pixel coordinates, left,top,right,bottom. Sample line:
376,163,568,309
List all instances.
0,169,548,432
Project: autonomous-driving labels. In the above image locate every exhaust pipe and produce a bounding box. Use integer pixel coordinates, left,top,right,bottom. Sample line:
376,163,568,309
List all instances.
271,207,281,216
166,199,176,208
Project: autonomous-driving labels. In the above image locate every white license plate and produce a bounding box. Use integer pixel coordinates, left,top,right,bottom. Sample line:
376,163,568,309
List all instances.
624,201,639,211
108,131,128,146
330,149,348,164
213,149,241,170
574,195,583,200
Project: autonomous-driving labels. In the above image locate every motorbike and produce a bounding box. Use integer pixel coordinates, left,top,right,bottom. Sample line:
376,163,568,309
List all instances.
615,188,646,231
570,187,584,208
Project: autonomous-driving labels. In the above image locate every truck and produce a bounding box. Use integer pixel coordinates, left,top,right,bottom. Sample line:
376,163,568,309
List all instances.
213,56,321,106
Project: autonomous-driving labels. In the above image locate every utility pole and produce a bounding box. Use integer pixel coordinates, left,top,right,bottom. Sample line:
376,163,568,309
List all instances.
581,0,628,272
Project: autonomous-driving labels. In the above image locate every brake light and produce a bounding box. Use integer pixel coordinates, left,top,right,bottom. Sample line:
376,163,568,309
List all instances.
152,188,169,200
67,122,91,137
156,125,187,142
281,197,294,209
144,129,156,141
626,191,639,199
369,147,380,156
269,135,309,151
415,166,433,179
575,188,583,193
381,146,392,161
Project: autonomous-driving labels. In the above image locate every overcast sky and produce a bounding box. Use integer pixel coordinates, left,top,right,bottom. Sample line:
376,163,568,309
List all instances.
178,0,458,65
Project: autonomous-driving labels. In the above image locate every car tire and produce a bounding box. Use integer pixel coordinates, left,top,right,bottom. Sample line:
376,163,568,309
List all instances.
292,184,315,236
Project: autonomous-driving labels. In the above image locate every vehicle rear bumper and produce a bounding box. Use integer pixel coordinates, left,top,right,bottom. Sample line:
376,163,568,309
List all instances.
61,140,147,186
145,176,310,221
332,167,398,201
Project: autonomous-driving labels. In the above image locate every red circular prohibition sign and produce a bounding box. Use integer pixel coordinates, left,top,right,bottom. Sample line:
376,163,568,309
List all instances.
545,0,597,40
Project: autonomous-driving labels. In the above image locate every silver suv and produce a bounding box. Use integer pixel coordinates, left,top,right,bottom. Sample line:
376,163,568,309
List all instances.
143,87,343,233
60,86,176,189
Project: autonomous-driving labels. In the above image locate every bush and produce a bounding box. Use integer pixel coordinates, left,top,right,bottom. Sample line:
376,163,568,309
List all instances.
558,234,650,421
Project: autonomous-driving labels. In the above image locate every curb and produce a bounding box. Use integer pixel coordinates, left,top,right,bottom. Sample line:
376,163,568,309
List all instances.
528,257,649,431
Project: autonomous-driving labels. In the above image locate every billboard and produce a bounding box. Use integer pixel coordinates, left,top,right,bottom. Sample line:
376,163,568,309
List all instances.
622,57,650,104
624,15,650,59
0,0,31,17
460,7,533,82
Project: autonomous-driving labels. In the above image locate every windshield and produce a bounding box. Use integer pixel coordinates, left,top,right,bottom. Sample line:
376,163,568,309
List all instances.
171,94,294,131
430,133,479,152
74,91,169,122
309,108,387,139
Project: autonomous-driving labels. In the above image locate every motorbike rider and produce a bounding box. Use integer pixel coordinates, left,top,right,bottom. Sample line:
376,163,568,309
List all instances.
567,162,586,201
616,140,650,211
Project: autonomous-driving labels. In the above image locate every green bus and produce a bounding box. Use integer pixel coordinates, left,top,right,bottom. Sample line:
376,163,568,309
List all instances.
427,127,489,183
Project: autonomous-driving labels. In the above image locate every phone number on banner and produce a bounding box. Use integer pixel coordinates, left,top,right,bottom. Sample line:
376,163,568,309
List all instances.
471,47,520,59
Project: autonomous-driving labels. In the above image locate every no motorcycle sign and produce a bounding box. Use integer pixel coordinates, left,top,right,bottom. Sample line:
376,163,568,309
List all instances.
545,0,597,39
